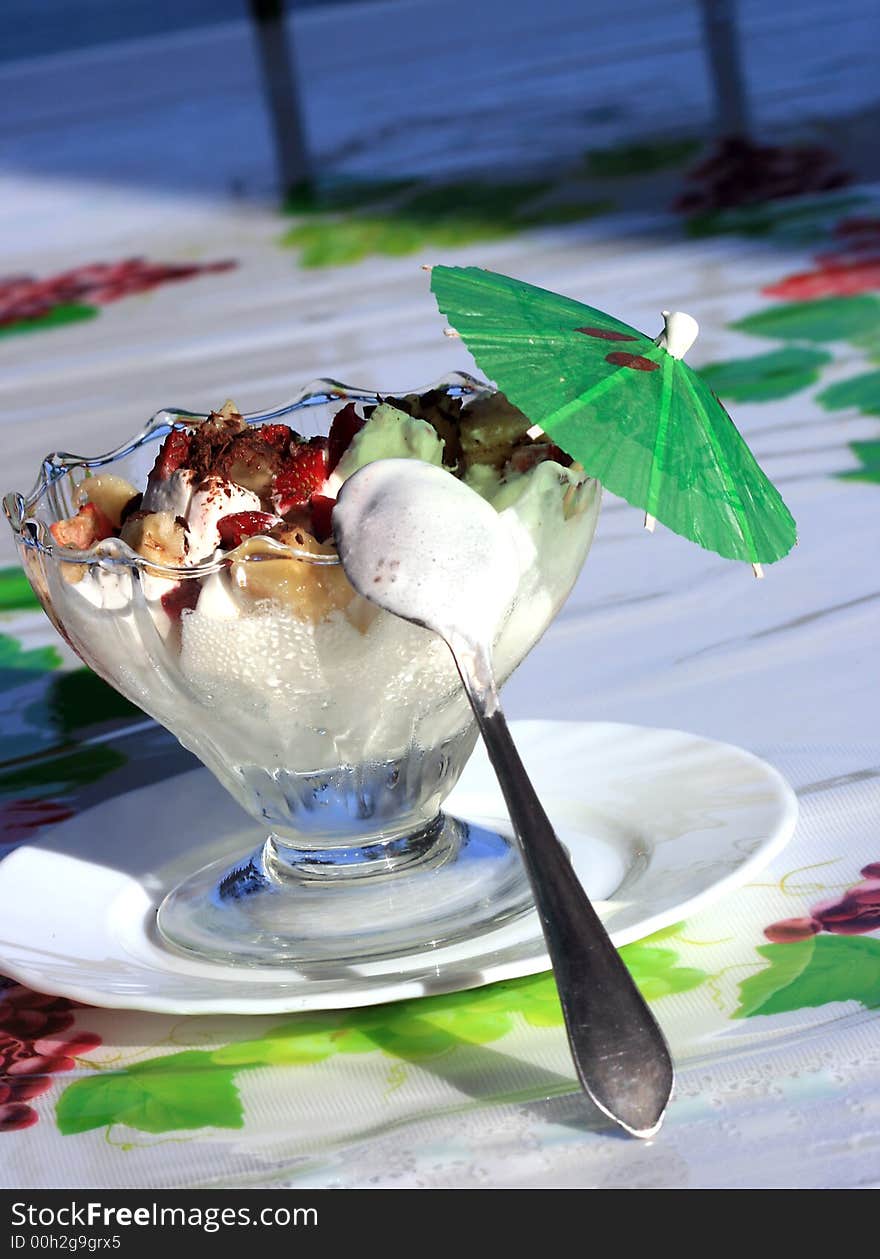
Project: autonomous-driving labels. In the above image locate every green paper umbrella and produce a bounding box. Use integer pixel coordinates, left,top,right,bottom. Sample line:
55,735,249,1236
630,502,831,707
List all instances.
430,265,797,570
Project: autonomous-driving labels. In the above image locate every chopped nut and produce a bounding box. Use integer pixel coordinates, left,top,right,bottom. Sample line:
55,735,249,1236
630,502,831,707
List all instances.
460,393,532,469
388,389,463,466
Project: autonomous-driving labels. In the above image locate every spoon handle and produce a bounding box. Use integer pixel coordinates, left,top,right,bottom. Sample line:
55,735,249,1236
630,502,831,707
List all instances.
462,692,674,1137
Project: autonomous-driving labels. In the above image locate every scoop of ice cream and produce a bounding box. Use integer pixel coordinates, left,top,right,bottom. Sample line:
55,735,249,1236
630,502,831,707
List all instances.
329,403,444,492
334,458,522,652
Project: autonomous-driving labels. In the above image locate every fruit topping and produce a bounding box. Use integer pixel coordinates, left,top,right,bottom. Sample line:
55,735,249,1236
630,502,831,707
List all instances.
160,580,202,621
75,473,140,528
187,477,262,559
217,511,279,548
120,511,188,567
273,443,328,514
150,429,192,482
309,494,335,543
327,402,365,472
214,429,285,497
49,502,115,550
229,529,354,624
260,423,293,452
55,387,583,621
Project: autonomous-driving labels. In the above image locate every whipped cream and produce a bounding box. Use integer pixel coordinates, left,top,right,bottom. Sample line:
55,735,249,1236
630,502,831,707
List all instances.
186,477,261,560
141,467,195,518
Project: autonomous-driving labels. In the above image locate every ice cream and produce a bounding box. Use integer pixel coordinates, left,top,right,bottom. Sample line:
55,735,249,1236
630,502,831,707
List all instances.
333,457,525,651
39,386,601,838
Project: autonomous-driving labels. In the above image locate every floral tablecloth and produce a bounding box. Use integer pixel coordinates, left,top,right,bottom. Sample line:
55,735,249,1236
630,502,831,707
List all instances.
1,619,879,1188
2,57,880,1181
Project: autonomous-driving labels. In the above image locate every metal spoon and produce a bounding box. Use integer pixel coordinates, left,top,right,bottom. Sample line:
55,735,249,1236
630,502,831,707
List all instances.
334,458,674,1137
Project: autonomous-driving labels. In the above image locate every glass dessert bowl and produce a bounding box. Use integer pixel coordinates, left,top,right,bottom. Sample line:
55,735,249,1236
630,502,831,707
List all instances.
4,373,601,967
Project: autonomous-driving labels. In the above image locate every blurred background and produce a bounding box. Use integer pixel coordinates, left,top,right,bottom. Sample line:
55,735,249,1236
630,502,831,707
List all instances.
2,0,878,555
4,0,877,198
1,0,879,786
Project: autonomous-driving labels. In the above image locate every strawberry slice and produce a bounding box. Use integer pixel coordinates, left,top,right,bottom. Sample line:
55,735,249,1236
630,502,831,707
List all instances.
327,402,365,472
150,429,191,481
273,443,328,514
260,423,293,452
160,581,201,621
49,502,115,550
217,510,277,548
309,495,335,543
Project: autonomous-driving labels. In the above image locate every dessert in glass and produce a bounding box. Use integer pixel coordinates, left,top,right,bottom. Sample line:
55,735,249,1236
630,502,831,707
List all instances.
4,374,601,966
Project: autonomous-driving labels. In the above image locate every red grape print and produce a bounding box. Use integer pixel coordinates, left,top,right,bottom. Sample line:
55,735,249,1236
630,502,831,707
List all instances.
0,258,236,329
763,217,880,300
763,917,821,944
0,799,75,845
675,136,848,217
764,865,880,943
0,984,101,1131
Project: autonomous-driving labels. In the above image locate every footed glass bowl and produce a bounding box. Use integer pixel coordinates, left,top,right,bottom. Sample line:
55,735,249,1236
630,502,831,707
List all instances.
4,374,601,966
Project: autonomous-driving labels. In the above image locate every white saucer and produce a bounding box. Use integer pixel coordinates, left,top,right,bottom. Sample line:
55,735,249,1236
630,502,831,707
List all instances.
0,721,797,1014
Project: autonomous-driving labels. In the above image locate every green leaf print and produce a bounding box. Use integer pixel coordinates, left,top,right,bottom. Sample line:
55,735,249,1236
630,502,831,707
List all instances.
216,990,521,1069
46,668,141,736
56,1051,243,1135
0,744,126,800
685,194,867,242
839,440,880,484
0,568,39,613
281,217,400,268
618,941,708,1001
0,634,62,673
283,177,417,215
212,1023,339,1068
483,973,564,1027
0,304,98,340
735,936,880,1018
698,347,832,402
817,370,880,417
365,992,515,1060
279,179,612,268
732,296,880,344
734,938,815,1017
55,932,713,1135
584,137,700,177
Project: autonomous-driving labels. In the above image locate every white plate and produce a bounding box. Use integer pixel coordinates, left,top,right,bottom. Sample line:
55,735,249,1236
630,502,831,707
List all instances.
0,721,797,1014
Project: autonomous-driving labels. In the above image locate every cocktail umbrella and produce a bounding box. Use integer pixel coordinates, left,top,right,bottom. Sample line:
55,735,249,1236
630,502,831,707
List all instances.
429,265,796,573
